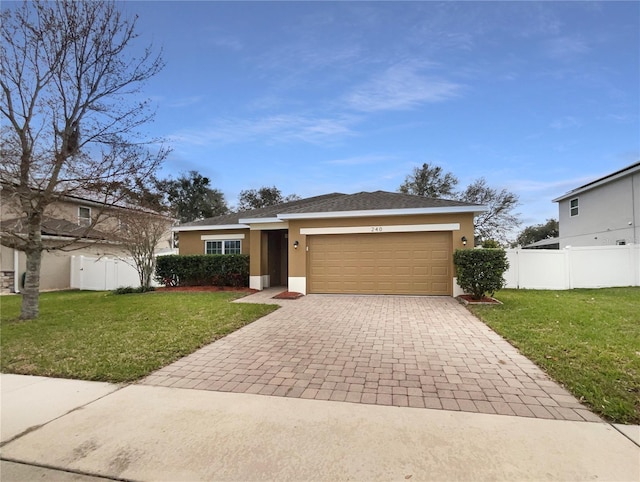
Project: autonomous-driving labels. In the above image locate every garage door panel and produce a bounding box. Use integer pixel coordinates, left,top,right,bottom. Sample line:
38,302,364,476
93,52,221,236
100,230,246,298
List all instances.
308,232,452,295
432,282,449,292
431,266,448,276
432,250,449,260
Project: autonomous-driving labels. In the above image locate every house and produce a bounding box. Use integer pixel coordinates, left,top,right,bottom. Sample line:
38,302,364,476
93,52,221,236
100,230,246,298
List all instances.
552,161,640,248
0,186,174,293
174,191,486,296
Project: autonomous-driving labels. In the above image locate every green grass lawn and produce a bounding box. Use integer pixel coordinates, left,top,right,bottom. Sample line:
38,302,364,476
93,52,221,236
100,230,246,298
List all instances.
469,287,640,424
1,290,278,383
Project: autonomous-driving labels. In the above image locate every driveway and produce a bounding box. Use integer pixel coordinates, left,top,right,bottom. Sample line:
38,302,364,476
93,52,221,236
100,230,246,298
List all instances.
142,291,598,422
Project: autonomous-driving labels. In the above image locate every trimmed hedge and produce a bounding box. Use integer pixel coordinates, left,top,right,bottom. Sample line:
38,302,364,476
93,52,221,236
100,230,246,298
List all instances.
453,248,509,300
155,254,249,287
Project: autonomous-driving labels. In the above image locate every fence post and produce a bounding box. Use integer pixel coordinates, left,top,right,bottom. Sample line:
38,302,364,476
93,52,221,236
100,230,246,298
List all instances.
515,248,520,289
632,244,640,287
565,247,572,290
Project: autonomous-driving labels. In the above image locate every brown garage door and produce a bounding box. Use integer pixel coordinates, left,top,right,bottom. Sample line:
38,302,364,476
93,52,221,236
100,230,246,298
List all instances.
307,231,452,295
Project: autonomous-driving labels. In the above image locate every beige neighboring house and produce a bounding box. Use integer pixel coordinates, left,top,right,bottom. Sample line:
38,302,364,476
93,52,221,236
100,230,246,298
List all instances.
0,186,174,293
175,191,486,296
552,161,640,248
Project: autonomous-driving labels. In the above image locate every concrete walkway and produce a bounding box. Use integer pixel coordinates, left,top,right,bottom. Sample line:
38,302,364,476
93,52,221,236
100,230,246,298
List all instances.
142,292,598,422
1,375,639,481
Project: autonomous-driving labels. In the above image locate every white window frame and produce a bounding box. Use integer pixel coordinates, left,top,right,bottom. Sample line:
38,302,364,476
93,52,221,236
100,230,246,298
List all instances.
205,239,242,255
570,198,579,217
78,206,92,227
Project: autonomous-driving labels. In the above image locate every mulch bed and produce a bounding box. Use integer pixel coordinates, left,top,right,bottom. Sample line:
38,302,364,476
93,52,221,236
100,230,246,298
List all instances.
155,286,258,293
456,294,502,305
272,291,304,300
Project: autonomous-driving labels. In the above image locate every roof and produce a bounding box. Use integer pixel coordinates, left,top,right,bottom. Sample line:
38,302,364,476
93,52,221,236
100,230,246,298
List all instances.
175,191,486,231
1,216,115,241
0,182,170,217
179,193,345,228
522,237,560,249
552,161,640,202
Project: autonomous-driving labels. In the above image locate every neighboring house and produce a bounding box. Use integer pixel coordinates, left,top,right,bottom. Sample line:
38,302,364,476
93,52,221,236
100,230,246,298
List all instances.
522,238,560,250
175,191,486,296
0,187,174,293
552,162,640,248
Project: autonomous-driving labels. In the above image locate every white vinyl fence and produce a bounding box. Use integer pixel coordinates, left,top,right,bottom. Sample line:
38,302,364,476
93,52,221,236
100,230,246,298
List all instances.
71,246,640,292
504,244,640,290
70,255,159,291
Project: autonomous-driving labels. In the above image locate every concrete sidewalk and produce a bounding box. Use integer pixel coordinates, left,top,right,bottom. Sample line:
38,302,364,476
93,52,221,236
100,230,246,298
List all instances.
1,374,120,445
1,375,638,481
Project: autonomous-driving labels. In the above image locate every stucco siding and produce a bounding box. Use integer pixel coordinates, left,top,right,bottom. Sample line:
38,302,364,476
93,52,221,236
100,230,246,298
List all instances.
178,229,251,255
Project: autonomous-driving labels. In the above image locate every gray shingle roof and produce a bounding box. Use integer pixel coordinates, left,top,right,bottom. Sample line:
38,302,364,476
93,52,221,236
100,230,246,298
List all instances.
178,191,483,229
1,216,115,241
180,193,345,227
279,191,479,214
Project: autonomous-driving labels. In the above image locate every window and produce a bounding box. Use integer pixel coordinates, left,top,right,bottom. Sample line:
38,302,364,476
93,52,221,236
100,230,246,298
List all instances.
570,198,579,217
78,206,91,227
206,241,222,254
225,240,241,254
205,239,241,255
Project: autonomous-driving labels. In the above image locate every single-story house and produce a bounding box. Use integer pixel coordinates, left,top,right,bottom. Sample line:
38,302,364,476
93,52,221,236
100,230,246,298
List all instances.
174,191,486,296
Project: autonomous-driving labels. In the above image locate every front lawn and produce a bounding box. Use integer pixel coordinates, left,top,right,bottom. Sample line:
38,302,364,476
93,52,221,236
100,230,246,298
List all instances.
1,290,277,382
469,287,640,424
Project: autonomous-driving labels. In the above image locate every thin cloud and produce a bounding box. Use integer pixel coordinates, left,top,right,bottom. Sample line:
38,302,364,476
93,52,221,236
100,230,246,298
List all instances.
550,116,582,130
213,36,243,51
169,114,359,146
345,63,462,112
166,96,205,108
324,154,395,166
257,43,362,77
508,175,598,194
545,36,589,59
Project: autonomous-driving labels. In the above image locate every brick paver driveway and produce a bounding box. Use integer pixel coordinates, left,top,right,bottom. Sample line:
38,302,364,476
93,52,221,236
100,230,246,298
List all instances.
142,291,599,422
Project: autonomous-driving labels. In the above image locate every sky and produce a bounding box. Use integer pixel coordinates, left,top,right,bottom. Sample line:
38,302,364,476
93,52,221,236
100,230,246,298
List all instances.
120,1,638,230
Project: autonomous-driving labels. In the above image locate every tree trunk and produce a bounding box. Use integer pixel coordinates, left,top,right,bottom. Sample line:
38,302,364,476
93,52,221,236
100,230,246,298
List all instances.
21,248,42,320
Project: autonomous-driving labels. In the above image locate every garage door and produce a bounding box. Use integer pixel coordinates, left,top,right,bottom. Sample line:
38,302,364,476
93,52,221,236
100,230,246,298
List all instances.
307,231,452,295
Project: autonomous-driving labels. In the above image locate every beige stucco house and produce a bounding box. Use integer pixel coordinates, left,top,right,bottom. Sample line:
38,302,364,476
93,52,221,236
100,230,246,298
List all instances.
0,187,174,293
175,191,486,296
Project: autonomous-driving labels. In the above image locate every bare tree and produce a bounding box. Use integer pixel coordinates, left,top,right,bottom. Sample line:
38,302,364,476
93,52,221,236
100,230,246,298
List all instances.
0,1,166,319
399,163,459,198
456,178,521,245
117,210,172,290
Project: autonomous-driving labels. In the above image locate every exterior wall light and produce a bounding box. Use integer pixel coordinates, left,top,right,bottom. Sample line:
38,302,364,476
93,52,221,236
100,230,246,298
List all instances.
461,236,467,246
293,240,299,249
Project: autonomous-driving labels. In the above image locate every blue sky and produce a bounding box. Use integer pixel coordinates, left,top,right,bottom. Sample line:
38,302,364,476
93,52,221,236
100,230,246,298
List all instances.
123,1,639,229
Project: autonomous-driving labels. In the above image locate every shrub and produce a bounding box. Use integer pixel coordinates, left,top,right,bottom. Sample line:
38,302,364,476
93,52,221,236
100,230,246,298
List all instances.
112,286,155,295
155,254,249,287
453,248,509,300
481,239,501,249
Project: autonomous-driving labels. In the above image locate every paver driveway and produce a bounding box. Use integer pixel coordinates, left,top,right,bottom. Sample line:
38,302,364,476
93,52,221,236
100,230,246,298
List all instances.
142,291,599,422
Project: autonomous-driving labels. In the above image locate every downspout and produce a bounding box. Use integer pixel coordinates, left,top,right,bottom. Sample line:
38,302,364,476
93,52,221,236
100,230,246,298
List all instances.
632,173,637,244
13,249,20,293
